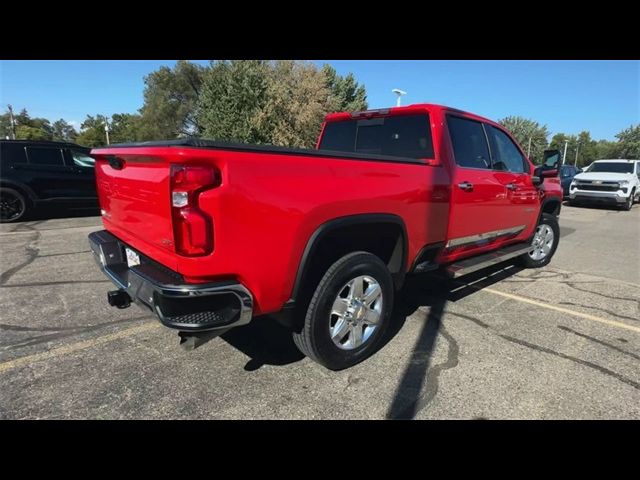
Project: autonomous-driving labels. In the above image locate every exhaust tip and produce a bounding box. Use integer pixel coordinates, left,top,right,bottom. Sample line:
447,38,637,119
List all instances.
108,289,131,309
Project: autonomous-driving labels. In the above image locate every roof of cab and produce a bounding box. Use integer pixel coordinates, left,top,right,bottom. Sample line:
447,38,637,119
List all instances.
324,103,499,126
0,139,90,150
591,159,639,162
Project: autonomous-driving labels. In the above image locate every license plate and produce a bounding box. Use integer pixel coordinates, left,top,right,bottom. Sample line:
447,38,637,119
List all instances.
125,248,140,268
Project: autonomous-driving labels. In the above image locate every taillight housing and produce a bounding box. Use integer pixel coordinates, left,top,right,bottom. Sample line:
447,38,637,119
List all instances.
170,164,220,256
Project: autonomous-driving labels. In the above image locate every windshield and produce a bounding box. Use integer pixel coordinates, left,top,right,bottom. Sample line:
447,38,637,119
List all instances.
585,162,634,174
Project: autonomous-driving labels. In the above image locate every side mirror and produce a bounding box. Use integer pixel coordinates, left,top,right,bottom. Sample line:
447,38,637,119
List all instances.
533,166,544,185
532,165,559,186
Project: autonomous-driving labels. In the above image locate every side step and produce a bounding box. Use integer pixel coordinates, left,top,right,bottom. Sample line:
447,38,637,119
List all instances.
446,243,531,278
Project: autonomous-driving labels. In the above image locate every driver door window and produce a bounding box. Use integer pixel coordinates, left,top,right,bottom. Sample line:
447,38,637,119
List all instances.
487,126,527,173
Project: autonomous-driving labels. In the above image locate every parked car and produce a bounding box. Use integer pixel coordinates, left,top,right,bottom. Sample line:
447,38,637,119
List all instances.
560,164,582,198
0,140,98,222
88,103,563,370
569,159,640,210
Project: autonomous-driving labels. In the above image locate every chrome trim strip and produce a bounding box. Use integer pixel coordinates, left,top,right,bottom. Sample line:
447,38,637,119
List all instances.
446,225,526,249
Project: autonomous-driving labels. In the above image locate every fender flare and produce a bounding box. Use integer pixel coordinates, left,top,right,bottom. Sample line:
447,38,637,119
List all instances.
539,195,562,221
289,213,409,303
0,180,38,203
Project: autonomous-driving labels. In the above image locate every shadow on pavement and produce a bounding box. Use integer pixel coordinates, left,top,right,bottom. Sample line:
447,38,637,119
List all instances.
221,316,305,371
209,261,524,389
384,262,524,419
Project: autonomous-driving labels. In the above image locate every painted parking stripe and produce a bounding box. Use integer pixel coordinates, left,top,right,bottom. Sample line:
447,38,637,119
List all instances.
0,322,161,374
1,285,637,375
483,287,640,334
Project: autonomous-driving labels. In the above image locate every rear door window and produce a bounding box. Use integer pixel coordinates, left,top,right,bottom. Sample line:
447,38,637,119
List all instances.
447,116,491,169
26,147,65,166
319,114,434,159
0,143,28,163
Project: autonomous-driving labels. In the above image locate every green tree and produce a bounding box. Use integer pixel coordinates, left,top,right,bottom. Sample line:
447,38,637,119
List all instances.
615,124,640,158
257,60,334,147
322,64,368,112
550,133,578,166
52,119,78,142
196,60,272,144
498,116,549,164
196,60,368,148
5,108,54,140
594,139,621,160
75,114,109,147
0,112,12,139
109,113,142,144
138,60,205,140
15,125,51,140
575,131,598,166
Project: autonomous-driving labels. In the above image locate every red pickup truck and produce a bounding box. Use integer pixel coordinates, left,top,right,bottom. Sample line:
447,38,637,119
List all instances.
88,103,563,370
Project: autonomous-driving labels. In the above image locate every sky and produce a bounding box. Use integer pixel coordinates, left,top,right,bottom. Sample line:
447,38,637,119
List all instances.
1,60,638,140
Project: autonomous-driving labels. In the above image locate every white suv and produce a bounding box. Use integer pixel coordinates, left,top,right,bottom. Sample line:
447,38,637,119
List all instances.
569,159,640,211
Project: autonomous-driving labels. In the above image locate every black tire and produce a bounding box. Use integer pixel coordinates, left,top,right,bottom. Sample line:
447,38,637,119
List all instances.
622,194,633,211
0,187,28,223
517,213,560,269
292,251,394,370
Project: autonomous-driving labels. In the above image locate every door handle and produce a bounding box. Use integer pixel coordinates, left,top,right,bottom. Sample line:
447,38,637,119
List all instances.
506,183,518,191
458,182,473,191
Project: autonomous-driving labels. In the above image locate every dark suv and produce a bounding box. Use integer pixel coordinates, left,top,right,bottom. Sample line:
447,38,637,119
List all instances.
0,140,98,222
560,164,582,198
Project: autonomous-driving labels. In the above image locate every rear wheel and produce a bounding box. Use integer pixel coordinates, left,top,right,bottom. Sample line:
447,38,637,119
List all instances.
0,188,28,223
292,251,394,370
518,213,560,268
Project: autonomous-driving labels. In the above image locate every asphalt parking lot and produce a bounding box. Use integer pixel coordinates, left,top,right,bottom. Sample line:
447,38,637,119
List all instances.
1,203,638,419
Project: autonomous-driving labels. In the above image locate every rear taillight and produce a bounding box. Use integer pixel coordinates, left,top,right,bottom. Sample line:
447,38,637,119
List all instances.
170,164,220,256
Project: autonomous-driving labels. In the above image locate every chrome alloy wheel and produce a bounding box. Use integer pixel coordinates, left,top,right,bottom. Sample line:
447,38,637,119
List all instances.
329,275,383,350
528,224,554,261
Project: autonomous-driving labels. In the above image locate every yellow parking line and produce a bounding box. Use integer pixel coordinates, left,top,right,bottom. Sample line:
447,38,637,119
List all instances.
2,285,637,375
0,322,161,374
483,287,640,334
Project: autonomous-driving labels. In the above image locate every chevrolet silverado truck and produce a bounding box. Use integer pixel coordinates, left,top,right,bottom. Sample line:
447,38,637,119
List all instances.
88,104,563,370
569,159,640,210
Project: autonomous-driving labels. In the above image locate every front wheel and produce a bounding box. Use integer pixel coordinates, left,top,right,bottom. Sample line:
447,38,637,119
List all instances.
517,213,560,268
622,193,633,211
0,187,28,223
292,251,394,370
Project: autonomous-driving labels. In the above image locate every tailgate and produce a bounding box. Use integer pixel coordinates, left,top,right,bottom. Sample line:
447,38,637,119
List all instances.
94,152,175,257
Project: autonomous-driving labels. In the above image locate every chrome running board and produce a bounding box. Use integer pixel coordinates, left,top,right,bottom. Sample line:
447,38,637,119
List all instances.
446,243,531,278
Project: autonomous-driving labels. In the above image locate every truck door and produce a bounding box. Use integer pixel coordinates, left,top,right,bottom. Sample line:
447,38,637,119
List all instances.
444,115,518,255
485,124,539,238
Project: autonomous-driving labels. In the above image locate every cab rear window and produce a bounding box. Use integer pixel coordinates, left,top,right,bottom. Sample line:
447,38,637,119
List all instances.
319,114,434,159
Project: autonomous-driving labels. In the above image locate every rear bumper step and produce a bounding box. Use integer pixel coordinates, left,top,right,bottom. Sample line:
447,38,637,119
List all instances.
88,230,253,332
446,243,530,278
